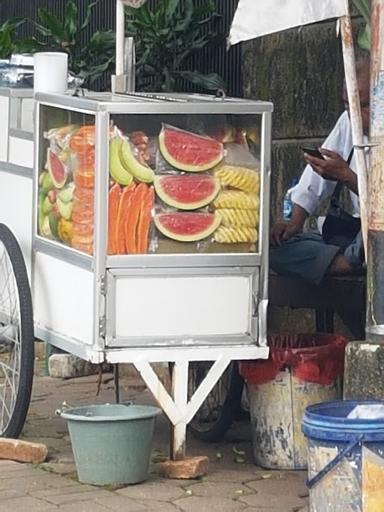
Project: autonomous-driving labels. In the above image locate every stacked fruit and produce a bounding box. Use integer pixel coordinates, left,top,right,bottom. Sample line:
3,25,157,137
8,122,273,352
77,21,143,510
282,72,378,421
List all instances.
108,182,154,255
69,125,96,255
153,125,224,243
212,165,260,244
108,130,155,255
38,140,74,245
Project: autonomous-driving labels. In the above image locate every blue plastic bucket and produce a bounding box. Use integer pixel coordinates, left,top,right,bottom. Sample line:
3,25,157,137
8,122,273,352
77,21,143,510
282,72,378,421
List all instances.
302,400,384,512
60,403,161,486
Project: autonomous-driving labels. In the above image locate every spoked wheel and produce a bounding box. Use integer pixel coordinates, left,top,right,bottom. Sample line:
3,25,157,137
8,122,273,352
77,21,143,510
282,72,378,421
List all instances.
188,361,244,442
0,224,34,438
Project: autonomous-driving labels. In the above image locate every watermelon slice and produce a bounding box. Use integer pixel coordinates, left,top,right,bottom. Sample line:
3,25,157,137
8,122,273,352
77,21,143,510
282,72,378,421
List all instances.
154,175,220,210
154,212,221,242
159,125,224,172
47,149,67,189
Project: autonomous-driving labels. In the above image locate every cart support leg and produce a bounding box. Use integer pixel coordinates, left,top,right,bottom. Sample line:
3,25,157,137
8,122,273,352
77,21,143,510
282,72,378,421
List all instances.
170,360,188,460
114,364,120,403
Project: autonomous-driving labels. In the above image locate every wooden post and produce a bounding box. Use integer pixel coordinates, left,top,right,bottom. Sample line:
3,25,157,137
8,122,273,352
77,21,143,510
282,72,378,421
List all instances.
366,0,384,341
170,361,188,460
340,13,369,252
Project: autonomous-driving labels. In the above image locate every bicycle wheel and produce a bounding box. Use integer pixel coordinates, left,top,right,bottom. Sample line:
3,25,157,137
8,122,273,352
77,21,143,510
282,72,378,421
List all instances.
188,361,244,442
0,224,34,438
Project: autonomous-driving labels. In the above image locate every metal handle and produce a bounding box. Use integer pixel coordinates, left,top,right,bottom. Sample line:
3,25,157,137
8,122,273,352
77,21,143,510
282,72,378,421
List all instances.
55,401,73,417
306,435,363,489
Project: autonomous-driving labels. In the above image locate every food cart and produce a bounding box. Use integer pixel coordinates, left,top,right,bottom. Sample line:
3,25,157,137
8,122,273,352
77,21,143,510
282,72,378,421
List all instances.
0,89,272,459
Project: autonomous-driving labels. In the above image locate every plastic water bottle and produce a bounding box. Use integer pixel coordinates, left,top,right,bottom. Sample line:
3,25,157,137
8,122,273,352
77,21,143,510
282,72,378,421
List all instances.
283,177,299,220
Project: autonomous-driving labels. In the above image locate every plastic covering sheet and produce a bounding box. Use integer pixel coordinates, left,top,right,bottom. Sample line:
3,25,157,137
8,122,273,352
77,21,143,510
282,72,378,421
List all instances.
228,0,348,45
239,333,348,386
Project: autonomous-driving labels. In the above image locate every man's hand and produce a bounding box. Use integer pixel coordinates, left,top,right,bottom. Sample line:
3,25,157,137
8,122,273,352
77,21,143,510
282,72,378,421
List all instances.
304,148,349,181
271,220,302,246
303,148,358,194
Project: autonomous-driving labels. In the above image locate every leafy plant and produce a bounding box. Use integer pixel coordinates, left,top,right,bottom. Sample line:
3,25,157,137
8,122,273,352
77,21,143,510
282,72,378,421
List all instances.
0,18,30,59
125,0,226,92
32,0,115,86
352,0,371,50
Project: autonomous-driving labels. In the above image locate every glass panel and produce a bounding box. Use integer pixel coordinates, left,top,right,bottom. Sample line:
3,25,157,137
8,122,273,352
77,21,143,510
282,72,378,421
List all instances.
109,113,262,255
37,105,95,256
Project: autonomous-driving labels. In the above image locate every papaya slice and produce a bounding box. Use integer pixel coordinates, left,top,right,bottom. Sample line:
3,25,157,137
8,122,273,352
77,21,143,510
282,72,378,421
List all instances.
74,172,94,189
116,184,136,255
136,186,154,254
125,183,148,254
72,233,93,245
76,151,95,167
69,125,95,153
107,183,121,255
71,239,93,255
73,222,94,237
74,187,94,204
71,208,94,224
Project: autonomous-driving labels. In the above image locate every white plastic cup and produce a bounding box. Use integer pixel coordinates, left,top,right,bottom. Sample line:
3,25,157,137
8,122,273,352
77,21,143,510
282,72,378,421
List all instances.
34,52,68,94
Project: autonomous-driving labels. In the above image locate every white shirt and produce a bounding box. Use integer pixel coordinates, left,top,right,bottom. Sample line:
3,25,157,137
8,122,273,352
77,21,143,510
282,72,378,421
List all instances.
291,110,360,216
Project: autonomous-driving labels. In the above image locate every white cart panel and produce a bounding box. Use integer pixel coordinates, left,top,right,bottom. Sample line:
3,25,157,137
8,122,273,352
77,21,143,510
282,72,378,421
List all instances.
33,252,94,345
20,99,34,132
0,96,9,162
9,137,34,168
0,171,32,276
113,274,252,340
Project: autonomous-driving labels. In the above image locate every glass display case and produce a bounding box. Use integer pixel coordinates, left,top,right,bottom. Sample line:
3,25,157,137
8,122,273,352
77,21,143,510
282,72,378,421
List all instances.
37,100,263,257
34,92,272,356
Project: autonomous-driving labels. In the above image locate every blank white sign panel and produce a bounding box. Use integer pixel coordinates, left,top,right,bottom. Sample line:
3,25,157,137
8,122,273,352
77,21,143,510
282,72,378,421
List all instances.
0,172,33,276
9,137,33,168
33,252,94,345
0,97,9,162
115,275,251,338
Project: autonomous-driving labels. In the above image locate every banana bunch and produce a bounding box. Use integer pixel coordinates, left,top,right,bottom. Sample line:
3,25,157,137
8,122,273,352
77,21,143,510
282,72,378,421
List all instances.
109,134,155,186
213,164,260,244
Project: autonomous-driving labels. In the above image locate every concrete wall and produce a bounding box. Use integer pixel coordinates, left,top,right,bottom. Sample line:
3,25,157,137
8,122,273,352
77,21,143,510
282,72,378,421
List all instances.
242,20,345,224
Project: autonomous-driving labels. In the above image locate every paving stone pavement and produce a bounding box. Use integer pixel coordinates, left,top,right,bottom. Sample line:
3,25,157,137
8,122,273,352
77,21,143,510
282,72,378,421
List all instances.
0,359,309,512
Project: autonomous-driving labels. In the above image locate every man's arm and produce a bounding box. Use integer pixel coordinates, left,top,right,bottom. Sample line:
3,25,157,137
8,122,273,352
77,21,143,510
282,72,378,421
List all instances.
271,204,308,246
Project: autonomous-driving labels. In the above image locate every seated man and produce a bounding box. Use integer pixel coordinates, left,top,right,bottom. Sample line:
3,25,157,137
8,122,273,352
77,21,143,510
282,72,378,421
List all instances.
270,56,369,285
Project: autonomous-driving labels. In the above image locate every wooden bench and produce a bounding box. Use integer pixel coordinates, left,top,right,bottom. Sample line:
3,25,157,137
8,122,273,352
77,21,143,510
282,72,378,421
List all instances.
268,273,366,339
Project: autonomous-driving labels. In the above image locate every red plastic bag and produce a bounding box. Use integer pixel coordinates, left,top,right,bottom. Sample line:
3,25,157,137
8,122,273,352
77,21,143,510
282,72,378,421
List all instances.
239,333,347,386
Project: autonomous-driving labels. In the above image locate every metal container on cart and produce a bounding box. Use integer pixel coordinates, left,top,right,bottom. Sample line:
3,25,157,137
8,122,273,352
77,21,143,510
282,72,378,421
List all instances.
0,91,272,456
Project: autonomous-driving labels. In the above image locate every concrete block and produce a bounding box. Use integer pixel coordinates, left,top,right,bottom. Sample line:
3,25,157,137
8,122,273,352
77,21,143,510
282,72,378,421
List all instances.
344,341,384,399
119,362,171,390
0,438,48,464
159,456,209,480
48,354,99,379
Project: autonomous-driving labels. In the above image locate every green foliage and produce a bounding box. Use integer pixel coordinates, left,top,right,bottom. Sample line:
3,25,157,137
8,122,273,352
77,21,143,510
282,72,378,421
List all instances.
125,0,226,92
33,0,115,86
351,0,371,50
0,18,28,59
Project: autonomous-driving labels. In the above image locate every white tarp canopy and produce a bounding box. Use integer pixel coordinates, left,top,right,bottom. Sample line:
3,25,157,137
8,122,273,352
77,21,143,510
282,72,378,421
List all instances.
228,0,349,46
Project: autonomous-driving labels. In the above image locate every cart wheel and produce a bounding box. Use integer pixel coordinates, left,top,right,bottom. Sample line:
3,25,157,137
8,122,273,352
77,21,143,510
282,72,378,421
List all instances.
0,224,34,438
188,361,244,442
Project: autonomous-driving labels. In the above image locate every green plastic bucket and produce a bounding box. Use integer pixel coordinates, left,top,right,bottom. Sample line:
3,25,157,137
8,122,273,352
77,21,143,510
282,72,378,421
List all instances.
60,403,162,486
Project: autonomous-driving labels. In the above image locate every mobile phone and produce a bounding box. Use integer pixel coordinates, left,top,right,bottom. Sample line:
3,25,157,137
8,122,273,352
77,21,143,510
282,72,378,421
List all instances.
301,146,324,160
